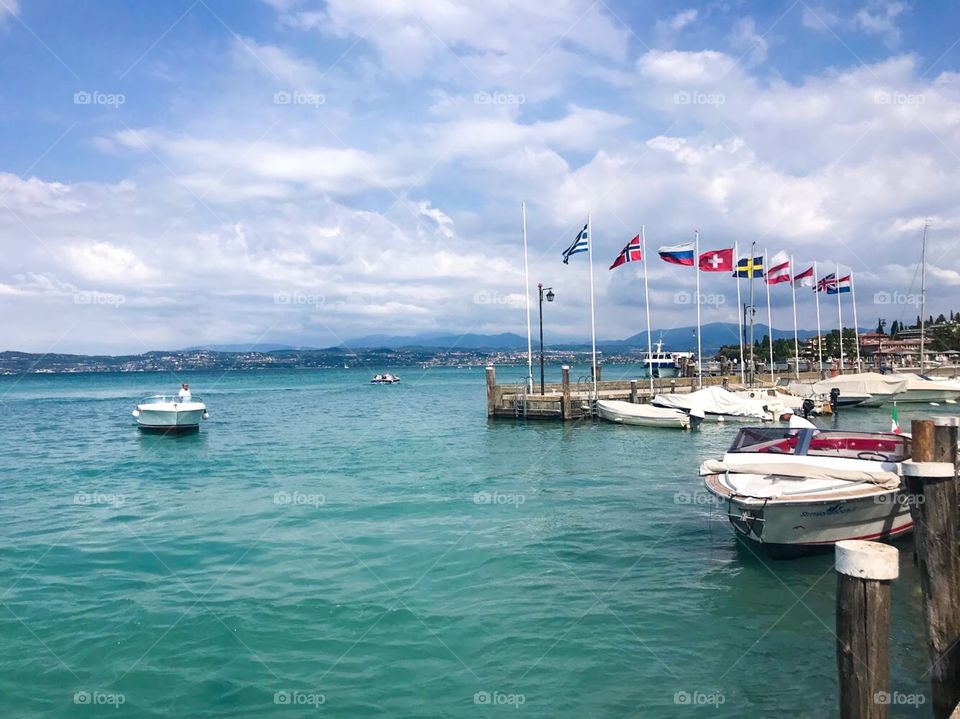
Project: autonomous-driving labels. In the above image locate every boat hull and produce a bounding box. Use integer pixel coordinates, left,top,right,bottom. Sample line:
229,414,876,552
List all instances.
704,475,913,556
596,400,692,429
136,407,205,431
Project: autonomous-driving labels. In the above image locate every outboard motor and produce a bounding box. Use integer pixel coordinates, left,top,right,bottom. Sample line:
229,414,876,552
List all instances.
829,387,840,414
801,398,815,419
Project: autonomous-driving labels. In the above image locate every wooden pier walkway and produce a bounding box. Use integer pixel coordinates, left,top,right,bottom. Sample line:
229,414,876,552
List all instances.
485,365,823,421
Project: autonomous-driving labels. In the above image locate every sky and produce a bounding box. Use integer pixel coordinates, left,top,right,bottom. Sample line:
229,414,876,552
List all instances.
1,0,959,353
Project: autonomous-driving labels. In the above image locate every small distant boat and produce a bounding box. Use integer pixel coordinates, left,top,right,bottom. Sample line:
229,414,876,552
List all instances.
596,400,702,429
132,395,208,432
701,425,913,557
371,373,400,385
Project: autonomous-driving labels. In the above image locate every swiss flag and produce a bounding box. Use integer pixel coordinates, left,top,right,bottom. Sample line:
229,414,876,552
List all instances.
698,248,734,272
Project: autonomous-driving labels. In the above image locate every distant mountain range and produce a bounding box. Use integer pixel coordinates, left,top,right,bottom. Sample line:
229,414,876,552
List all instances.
338,323,825,354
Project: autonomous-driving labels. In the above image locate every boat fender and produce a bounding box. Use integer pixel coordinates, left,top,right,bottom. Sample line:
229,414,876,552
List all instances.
132,409,140,418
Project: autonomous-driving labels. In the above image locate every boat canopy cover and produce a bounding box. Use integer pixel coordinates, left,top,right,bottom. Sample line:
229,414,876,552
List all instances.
809,372,907,397
888,374,960,392
653,386,770,420
595,400,687,419
698,459,901,489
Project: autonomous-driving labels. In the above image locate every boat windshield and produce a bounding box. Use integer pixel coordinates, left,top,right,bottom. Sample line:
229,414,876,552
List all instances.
728,427,911,461
139,394,202,404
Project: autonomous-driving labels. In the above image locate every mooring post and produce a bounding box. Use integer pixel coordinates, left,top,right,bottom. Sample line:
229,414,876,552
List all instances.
836,540,898,719
561,365,571,420
485,366,496,417
629,379,638,404
904,417,960,719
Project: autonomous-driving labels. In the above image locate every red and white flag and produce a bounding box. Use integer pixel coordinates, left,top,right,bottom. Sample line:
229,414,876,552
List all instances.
793,265,814,287
765,252,791,285
609,235,642,270
698,247,734,272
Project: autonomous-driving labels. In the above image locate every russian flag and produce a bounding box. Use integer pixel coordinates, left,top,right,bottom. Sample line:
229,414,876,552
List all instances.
658,243,695,266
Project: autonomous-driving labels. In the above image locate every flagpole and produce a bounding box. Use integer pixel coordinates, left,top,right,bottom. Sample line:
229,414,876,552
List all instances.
588,213,598,401
790,254,800,381
641,226,654,394
765,249,774,385
850,270,861,373
836,263,845,374
521,202,533,393
735,241,745,385
695,230,702,388
814,260,824,377
748,240,756,387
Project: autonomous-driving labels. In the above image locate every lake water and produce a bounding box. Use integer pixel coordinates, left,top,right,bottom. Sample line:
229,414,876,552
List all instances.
0,366,938,717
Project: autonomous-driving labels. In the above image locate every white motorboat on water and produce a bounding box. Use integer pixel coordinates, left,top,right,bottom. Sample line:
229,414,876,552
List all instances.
371,373,400,384
596,400,703,430
701,424,913,557
734,386,827,414
132,394,208,432
653,386,787,423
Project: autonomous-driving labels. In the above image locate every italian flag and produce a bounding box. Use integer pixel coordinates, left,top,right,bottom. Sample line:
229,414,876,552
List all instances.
891,403,901,434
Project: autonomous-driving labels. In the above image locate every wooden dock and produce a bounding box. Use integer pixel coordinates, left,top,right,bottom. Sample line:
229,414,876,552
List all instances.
485,365,824,420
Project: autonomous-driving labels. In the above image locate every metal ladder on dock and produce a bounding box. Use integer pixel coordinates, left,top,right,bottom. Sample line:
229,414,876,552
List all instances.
513,388,527,419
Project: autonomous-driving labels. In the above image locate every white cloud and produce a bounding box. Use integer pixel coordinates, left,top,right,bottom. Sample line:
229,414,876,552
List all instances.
638,50,738,85
801,5,841,31
729,17,767,66
854,1,909,48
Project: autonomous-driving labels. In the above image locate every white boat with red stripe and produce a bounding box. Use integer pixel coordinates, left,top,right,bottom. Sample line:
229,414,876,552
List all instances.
701,422,913,558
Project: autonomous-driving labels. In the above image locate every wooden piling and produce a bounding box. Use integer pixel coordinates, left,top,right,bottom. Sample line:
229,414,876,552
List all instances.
836,540,899,719
629,379,638,404
561,366,571,420
485,366,496,417
904,417,960,718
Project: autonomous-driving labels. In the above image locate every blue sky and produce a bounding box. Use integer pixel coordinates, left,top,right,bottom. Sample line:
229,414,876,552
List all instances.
1,0,958,352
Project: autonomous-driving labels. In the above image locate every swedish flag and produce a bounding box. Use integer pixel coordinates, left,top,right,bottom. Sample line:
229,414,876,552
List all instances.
733,256,764,278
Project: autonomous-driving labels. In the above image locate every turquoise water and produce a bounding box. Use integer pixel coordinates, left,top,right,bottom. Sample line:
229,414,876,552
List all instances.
0,367,940,717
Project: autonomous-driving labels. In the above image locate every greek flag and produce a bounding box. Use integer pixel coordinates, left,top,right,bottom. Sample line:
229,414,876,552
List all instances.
562,222,589,264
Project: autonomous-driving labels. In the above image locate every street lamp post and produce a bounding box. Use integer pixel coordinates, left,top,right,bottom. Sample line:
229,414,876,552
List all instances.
538,283,554,395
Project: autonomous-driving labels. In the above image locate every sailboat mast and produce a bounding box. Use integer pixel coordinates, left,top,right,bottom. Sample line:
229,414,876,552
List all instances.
920,221,929,369
748,241,756,386
522,202,533,393
641,226,654,393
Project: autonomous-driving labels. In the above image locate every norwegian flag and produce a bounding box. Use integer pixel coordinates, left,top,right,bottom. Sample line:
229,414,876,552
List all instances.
609,235,642,270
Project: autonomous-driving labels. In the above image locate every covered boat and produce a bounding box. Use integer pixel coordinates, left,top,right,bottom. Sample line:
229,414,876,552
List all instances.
596,400,702,429
653,386,783,422
701,425,913,557
793,372,908,407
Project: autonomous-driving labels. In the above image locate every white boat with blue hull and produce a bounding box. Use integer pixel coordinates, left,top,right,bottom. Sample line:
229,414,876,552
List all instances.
133,395,208,432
